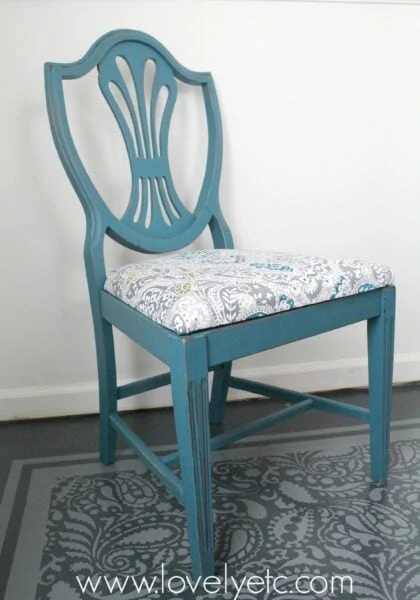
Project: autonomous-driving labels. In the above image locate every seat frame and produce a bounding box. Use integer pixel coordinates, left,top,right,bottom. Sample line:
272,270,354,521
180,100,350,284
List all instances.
45,29,396,578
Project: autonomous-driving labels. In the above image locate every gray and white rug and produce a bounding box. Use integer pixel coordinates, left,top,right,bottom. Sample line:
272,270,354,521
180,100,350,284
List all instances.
1,421,420,599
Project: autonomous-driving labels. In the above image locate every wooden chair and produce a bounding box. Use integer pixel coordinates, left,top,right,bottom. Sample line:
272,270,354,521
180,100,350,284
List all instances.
45,29,396,578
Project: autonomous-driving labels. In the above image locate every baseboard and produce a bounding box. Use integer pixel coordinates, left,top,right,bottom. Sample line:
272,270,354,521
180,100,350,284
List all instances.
1,353,419,421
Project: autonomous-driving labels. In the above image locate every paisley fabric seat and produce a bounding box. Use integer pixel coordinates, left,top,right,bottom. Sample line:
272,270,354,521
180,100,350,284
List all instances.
105,250,394,334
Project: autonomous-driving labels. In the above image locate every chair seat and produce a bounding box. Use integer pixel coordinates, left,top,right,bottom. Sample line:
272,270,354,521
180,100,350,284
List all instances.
104,250,394,335
105,250,393,334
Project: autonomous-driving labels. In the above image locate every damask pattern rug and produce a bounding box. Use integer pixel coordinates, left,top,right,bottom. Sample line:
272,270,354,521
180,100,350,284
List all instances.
1,421,420,599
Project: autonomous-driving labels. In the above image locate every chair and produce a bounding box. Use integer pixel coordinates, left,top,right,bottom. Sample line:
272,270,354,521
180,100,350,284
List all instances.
44,29,396,578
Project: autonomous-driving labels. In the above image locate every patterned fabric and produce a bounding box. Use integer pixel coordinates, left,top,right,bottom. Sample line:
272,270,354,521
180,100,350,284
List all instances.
104,250,394,335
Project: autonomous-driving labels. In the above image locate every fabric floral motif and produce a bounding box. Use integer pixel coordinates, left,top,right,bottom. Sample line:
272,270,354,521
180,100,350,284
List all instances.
104,250,394,335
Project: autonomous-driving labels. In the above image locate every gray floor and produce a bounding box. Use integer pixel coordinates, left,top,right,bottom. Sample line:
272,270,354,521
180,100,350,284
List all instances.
1,383,419,497
0,384,419,600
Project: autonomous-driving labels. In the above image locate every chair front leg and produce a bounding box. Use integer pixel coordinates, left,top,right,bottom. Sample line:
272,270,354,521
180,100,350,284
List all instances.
209,361,232,425
95,317,118,465
171,336,214,578
367,286,396,483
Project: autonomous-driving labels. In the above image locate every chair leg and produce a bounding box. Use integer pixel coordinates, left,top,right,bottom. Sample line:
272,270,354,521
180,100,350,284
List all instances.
171,337,214,578
95,318,118,465
209,361,232,425
367,287,396,484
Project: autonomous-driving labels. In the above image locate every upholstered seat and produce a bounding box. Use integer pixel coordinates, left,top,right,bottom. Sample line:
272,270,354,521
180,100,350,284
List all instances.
105,250,394,334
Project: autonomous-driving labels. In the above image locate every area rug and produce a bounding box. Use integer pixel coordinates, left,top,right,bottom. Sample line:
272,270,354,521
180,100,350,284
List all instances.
1,421,420,600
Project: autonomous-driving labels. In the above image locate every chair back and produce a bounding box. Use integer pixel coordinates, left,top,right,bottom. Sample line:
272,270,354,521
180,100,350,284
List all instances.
45,29,233,257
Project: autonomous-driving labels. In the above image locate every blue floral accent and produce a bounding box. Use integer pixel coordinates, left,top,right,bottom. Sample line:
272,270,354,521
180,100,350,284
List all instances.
358,283,376,293
246,312,267,320
250,263,293,272
279,294,295,309
329,275,346,300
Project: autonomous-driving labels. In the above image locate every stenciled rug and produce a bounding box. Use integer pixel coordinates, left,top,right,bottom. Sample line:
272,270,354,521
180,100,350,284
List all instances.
1,420,420,600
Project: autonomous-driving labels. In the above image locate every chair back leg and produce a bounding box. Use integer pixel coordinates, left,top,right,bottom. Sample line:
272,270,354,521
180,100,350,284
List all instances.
96,318,118,465
367,286,396,483
209,361,232,425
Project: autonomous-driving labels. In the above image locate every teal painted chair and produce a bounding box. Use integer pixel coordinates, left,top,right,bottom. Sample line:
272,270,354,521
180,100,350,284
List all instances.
45,30,396,578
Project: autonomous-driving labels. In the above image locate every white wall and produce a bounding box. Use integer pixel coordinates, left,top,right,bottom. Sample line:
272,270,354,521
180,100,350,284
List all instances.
1,0,420,420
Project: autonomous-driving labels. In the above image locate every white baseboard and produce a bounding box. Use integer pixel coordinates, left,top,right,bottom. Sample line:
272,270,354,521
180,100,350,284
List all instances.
1,353,419,421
